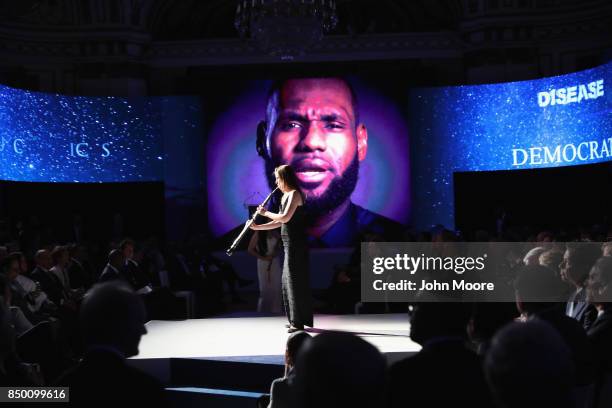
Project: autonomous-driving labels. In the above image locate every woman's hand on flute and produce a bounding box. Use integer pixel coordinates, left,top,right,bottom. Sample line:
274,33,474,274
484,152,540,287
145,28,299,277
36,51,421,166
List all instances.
256,205,267,216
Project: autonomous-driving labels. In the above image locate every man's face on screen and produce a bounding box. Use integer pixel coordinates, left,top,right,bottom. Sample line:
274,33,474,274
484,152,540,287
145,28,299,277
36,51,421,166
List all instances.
267,79,367,214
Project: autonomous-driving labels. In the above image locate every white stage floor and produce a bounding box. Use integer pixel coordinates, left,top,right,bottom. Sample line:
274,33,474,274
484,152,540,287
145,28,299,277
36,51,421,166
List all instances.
133,314,421,361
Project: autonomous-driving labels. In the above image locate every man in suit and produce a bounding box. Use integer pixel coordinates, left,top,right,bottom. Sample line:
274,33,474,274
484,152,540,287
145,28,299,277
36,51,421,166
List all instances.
56,282,168,407
561,243,601,329
30,249,80,356
485,321,575,408
514,264,594,385
50,246,72,292
98,249,130,286
13,251,56,315
31,249,65,307
292,331,386,408
388,302,494,408
586,256,612,374
268,331,311,408
120,239,152,294
67,244,92,291
104,246,182,320
3,253,49,327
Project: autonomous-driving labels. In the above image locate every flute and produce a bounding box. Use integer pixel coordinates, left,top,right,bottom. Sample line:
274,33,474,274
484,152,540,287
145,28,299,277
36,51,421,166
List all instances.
226,187,279,256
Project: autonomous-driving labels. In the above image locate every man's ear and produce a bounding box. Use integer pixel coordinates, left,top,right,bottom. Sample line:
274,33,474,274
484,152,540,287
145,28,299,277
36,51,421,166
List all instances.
356,123,368,162
256,121,269,159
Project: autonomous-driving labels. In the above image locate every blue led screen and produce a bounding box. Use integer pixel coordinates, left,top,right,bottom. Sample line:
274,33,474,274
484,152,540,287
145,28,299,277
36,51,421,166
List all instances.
0,85,187,183
410,61,611,230
1,60,609,236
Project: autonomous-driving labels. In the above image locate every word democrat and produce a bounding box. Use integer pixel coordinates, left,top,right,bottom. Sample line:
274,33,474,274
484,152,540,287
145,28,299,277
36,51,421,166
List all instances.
512,137,612,167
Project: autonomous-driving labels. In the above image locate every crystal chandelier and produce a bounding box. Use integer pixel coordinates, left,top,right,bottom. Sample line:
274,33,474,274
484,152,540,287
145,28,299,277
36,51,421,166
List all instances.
235,0,338,60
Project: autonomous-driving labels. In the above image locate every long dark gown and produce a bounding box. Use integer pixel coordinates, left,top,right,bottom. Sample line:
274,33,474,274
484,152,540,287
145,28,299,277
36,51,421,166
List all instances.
280,195,313,328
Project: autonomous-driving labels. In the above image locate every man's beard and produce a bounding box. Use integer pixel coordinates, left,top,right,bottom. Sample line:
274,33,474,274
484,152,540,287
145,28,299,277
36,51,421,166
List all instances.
265,155,359,218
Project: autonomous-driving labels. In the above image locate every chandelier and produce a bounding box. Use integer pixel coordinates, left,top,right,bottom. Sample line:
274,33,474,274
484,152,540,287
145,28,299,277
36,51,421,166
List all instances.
235,0,338,60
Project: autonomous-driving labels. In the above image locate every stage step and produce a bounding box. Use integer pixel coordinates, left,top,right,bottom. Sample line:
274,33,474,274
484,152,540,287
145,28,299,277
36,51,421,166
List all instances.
169,358,284,393
166,387,267,408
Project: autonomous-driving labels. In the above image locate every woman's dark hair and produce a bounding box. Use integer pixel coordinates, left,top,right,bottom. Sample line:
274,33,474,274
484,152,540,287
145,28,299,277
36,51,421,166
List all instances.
286,330,311,364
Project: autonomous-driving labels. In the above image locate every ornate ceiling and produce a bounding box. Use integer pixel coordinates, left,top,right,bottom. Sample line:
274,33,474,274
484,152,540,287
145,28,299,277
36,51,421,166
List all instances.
0,0,463,37
0,0,609,94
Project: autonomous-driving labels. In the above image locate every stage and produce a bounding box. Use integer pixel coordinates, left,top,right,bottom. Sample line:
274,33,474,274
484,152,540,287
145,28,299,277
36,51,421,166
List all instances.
128,313,421,406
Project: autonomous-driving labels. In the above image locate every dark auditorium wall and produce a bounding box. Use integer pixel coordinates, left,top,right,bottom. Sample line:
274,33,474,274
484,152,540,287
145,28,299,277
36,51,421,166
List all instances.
0,181,165,244
454,162,612,235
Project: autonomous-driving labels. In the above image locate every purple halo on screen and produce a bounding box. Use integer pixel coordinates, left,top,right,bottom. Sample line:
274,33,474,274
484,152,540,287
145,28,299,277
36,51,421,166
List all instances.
206,80,410,237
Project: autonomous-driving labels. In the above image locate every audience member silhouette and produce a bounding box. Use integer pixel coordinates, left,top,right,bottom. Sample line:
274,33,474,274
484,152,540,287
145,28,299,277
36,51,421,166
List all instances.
293,331,386,408
57,282,168,407
468,302,517,356
50,246,72,291
586,256,612,376
268,330,312,408
523,246,546,266
485,321,575,408
0,299,31,386
31,249,66,307
0,213,611,408
561,243,602,329
98,249,130,285
0,274,45,386
67,244,92,290
12,252,56,315
538,248,564,277
2,255,37,330
120,239,153,293
514,264,594,385
602,242,612,258
388,302,494,408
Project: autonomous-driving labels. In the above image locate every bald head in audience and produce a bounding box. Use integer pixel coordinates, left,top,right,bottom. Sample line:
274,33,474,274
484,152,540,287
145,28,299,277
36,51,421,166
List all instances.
293,331,386,408
35,249,52,270
485,321,574,408
80,282,147,357
523,247,546,266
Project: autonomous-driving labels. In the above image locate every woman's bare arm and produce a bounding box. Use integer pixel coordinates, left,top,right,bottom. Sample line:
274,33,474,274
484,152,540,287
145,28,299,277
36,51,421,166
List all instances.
251,220,282,231
260,191,301,223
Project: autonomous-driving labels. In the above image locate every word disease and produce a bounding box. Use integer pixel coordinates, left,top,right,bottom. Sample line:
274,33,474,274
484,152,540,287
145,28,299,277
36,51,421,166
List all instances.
537,79,604,107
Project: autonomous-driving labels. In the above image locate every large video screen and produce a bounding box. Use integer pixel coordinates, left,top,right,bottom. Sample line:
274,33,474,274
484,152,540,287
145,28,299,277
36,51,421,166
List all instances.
0,85,201,183
3,61,608,241
205,78,411,248
410,61,611,230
